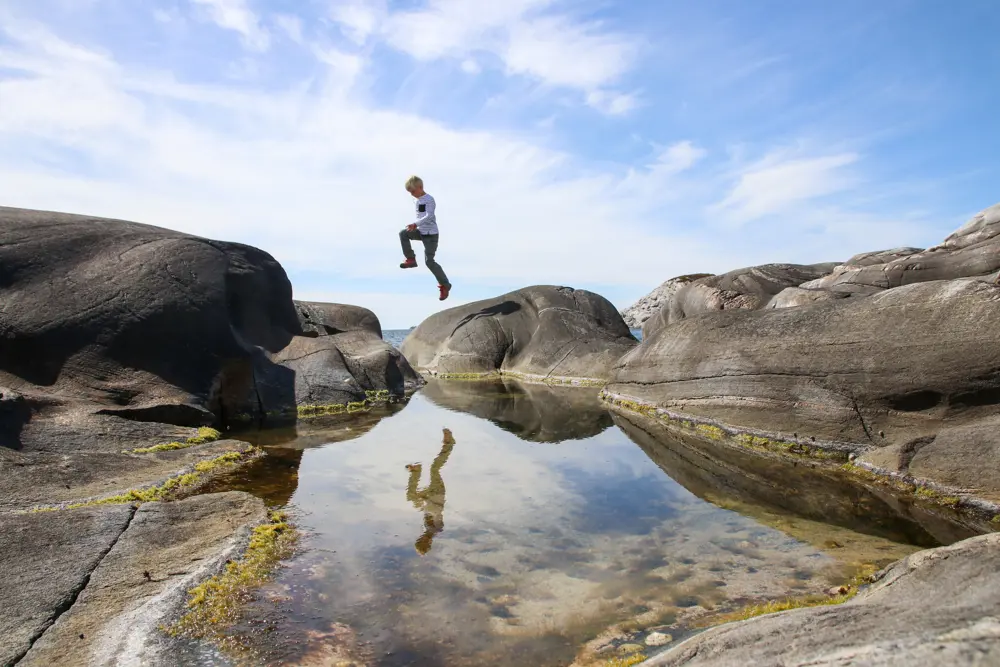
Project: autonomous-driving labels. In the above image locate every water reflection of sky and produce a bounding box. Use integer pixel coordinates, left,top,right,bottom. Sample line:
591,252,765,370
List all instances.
256,389,855,667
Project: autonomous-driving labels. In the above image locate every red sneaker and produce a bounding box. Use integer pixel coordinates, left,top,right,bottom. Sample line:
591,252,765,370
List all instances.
400,258,418,269
439,284,451,301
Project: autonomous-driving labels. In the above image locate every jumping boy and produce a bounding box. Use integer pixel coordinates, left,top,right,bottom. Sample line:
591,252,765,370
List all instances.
399,175,451,301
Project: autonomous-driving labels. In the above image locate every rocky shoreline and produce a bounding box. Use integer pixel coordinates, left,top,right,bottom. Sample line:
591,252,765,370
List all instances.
3,202,1000,666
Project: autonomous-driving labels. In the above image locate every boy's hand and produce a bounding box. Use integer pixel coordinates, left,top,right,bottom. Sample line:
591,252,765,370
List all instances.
407,224,417,232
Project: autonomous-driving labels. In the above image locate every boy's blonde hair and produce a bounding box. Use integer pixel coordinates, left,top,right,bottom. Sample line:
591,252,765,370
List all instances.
405,175,423,191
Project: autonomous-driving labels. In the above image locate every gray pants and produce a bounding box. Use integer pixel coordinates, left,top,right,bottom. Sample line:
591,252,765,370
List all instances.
400,229,451,287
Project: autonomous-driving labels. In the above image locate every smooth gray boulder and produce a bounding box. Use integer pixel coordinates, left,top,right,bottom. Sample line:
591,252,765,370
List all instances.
803,203,1000,295
766,286,849,309
643,263,838,338
0,207,420,445
0,206,299,431
401,286,637,383
607,278,1000,485
645,532,1000,666
620,274,712,329
257,301,423,414
861,414,1000,502
295,300,383,338
607,203,1000,503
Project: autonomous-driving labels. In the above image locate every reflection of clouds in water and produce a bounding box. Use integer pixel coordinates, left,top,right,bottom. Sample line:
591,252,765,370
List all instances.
554,461,685,535
275,392,840,667
293,395,581,542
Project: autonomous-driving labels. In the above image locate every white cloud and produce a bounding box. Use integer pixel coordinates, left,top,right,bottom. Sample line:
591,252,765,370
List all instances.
274,14,304,44
376,0,636,114
713,152,859,224
190,0,270,51
503,16,637,90
585,90,639,116
330,0,386,45
0,21,712,302
0,13,941,326
658,141,708,173
460,59,480,75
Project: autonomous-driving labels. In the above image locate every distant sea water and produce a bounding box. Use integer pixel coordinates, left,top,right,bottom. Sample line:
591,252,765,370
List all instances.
383,329,411,350
384,327,643,350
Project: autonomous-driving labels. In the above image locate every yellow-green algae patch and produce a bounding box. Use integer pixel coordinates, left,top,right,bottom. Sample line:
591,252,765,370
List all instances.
167,510,298,643
130,427,222,454
298,391,399,418
61,449,260,509
698,564,878,627
297,400,370,418
602,394,850,463
840,462,969,513
430,369,606,387
604,654,646,667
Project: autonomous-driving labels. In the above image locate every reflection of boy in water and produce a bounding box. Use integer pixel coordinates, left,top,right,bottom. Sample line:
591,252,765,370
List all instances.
405,428,456,555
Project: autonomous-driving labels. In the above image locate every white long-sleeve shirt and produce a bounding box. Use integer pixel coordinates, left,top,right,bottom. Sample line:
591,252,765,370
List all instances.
414,193,439,235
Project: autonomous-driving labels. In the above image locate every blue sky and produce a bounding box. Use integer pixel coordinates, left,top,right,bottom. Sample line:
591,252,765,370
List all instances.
1,0,997,328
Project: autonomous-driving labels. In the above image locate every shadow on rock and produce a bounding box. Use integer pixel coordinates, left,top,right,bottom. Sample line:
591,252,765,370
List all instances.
422,377,613,443
613,412,981,549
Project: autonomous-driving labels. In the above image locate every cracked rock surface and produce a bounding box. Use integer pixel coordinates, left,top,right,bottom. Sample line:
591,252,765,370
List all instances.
2,492,266,667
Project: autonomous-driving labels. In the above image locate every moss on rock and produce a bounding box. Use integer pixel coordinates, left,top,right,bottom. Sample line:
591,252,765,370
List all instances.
702,564,878,626
167,510,298,643
131,427,222,454
60,449,259,509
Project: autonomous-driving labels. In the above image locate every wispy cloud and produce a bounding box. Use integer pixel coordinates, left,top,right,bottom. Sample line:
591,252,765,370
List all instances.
190,0,270,51
0,1,977,327
274,13,303,45
329,0,385,45
713,152,859,225
332,0,640,115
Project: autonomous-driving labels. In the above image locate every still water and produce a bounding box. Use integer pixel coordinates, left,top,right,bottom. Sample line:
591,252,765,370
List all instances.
208,378,971,667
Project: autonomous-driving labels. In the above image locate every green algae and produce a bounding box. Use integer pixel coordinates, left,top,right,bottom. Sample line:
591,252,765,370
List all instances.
603,395,847,463
703,563,878,625
841,462,964,511
431,369,606,387
297,400,371,418
131,427,222,454
604,653,646,667
167,510,298,644
63,450,258,509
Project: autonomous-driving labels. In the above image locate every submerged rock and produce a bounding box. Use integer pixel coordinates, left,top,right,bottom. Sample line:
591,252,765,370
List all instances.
645,632,673,647
645,532,1000,666
401,285,637,383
